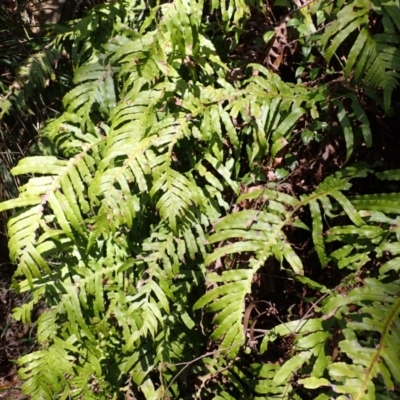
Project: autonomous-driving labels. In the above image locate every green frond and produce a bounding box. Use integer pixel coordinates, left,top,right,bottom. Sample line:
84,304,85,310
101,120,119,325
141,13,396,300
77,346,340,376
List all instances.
349,193,400,214
309,199,329,267
319,0,400,110
151,168,201,232
63,61,116,124
18,339,76,400
321,0,369,63
334,100,354,162
0,46,61,117
194,269,253,358
302,169,368,266
348,94,372,147
205,208,303,274
259,251,400,399
160,0,202,57
324,279,400,398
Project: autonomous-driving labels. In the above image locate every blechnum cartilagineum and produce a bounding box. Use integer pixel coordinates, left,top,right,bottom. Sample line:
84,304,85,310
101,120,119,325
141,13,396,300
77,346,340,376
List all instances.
1,0,400,398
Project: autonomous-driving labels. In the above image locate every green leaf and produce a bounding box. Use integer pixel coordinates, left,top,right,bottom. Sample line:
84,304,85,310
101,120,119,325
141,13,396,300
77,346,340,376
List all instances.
298,377,330,389
309,200,329,267
273,351,312,385
335,101,354,162
349,94,372,147
376,170,400,181
349,193,400,214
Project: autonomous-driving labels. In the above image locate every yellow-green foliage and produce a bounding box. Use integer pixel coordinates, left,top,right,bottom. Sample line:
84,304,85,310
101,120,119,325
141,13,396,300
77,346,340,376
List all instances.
1,0,400,398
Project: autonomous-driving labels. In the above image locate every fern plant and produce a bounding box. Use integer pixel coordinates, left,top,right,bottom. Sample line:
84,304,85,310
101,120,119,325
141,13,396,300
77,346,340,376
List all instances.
307,0,400,111
1,0,400,398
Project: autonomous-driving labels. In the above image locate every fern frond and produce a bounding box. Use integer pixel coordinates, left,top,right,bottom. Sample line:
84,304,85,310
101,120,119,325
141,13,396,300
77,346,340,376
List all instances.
324,279,400,398
301,167,369,266
319,0,400,110
320,0,369,63
349,193,400,214
63,61,116,125
344,26,400,110
160,0,202,57
194,269,253,358
309,199,329,267
18,338,76,400
258,205,400,399
205,208,303,274
0,47,61,117
151,168,201,232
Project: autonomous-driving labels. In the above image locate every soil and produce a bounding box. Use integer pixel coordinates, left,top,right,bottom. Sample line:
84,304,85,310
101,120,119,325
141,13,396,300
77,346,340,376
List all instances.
0,263,28,400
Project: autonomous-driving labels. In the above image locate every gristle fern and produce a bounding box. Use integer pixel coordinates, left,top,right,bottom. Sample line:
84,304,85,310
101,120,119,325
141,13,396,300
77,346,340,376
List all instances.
1,0,400,398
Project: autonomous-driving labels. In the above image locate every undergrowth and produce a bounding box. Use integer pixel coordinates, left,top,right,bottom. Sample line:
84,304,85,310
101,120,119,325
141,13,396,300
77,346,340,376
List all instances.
1,0,400,398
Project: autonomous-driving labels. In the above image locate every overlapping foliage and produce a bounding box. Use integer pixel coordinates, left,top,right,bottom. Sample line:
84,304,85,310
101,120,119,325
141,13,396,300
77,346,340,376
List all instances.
1,0,400,398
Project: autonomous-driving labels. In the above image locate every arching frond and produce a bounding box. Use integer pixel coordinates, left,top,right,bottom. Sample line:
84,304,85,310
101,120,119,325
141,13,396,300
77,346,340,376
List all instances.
321,0,400,110
2,0,400,398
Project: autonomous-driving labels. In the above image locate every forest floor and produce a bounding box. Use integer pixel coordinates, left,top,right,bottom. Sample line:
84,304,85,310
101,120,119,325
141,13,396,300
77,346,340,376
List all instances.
0,263,28,399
